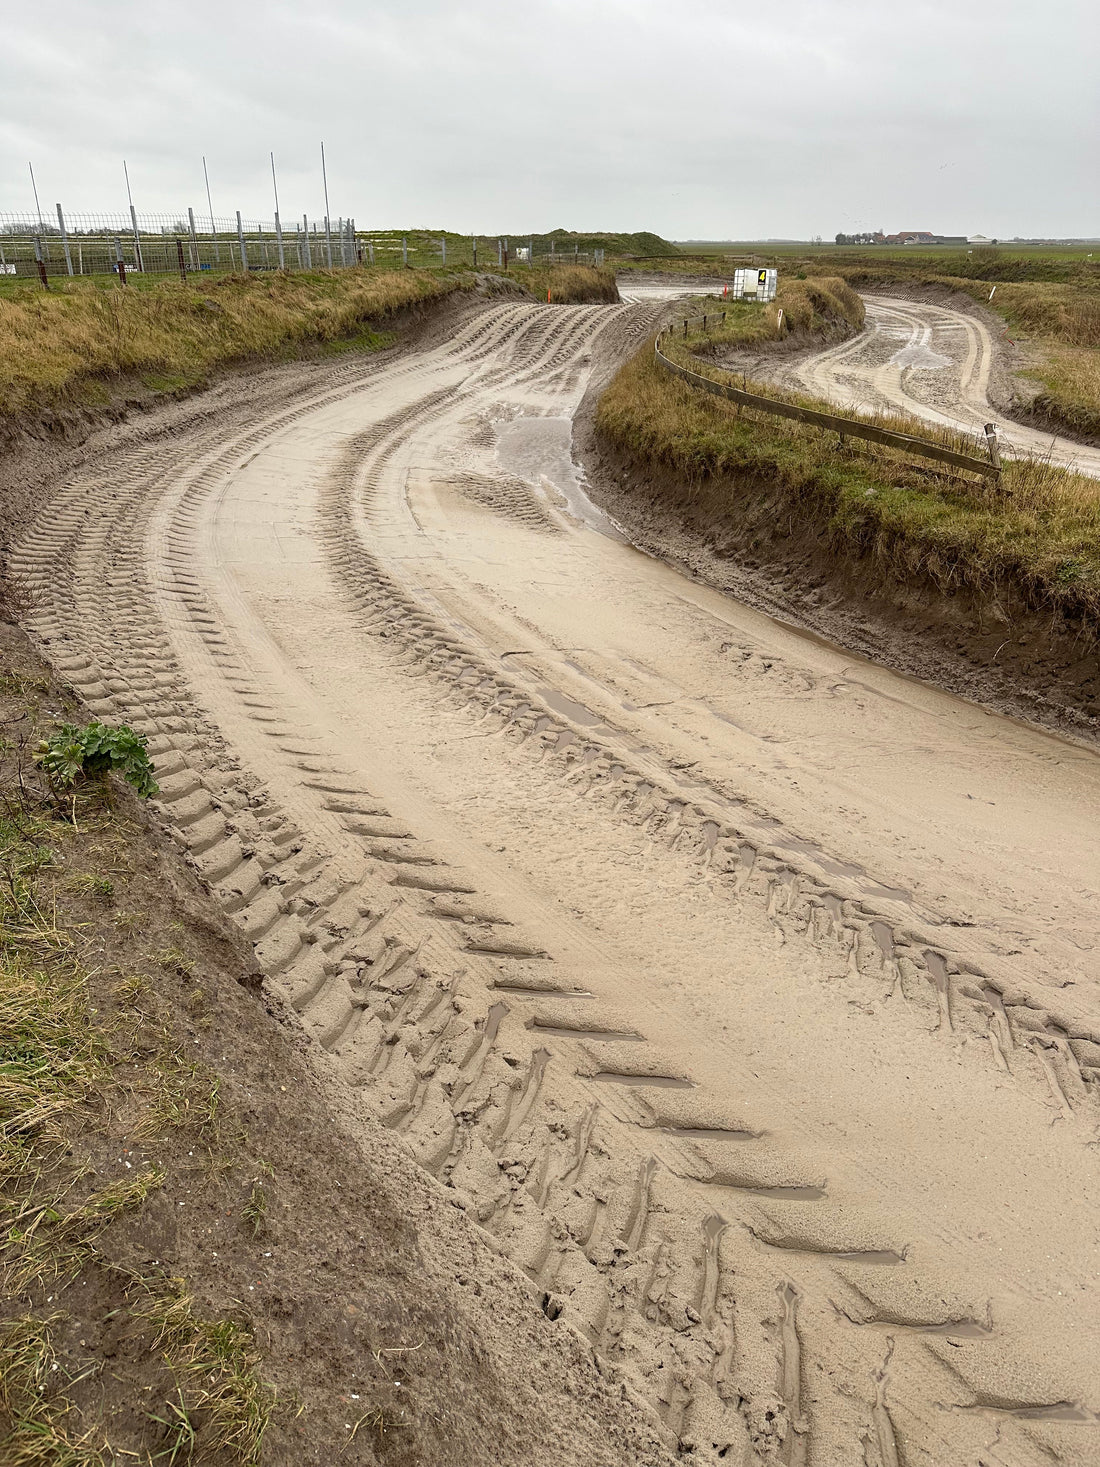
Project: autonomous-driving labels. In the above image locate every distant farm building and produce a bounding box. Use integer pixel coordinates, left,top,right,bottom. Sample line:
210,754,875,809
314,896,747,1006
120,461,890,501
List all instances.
834,230,967,246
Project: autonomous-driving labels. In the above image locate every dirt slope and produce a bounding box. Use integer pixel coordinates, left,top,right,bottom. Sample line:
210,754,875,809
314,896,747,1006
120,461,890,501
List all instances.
7,298,1100,1465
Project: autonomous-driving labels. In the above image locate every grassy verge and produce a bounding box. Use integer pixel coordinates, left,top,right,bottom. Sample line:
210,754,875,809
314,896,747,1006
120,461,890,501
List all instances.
0,268,473,421
596,333,1100,627
0,260,622,436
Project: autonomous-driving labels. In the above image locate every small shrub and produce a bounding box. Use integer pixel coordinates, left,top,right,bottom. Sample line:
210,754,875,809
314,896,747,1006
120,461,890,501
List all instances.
38,720,158,799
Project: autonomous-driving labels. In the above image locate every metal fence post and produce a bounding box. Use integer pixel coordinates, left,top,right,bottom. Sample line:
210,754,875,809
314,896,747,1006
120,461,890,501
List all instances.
302,215,312,268
187,208,199,270
236,211,248,272
56,204,74,275
275,210,285,269
130,205,143,270
324,215,333,268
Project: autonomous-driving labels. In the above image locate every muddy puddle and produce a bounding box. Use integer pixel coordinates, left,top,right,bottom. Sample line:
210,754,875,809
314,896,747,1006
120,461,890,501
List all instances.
495,416,629,541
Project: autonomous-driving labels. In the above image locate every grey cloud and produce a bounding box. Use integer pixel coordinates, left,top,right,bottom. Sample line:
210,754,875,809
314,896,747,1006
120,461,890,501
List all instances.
1,0,1096,237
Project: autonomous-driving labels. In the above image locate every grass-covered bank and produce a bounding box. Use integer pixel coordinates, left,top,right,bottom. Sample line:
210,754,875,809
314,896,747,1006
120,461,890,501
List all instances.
669,276,864,350
0,262,619,436
596,335,1100,633
0,268,473,421
512,262,620,304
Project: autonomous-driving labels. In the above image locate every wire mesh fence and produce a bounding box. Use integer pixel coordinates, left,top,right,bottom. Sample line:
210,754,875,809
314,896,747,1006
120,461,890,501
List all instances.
0,209,606,285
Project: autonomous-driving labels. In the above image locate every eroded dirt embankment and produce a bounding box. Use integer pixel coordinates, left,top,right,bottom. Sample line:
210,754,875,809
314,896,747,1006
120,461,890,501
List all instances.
579,420,1100,737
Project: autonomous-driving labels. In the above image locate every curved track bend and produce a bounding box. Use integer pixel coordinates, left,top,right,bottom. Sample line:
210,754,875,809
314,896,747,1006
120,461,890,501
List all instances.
11,299,1100,1466
790,293,1100,476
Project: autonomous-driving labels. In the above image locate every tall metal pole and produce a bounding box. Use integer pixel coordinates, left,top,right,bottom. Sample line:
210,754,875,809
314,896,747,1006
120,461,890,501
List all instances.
320,141,333,267
270,151,285,269
203,156,220,262
187,207,199,270
28,163,44,233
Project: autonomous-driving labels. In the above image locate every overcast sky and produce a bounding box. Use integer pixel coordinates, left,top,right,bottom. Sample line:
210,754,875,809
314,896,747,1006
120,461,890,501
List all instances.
1,0,1096,239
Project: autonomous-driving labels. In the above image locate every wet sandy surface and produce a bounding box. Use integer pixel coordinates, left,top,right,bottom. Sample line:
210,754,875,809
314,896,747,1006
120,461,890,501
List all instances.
12,299,1100,1465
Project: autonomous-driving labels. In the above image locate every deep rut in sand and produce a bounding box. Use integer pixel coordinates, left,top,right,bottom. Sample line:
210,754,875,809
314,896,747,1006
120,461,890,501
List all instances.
11,299,1100,1466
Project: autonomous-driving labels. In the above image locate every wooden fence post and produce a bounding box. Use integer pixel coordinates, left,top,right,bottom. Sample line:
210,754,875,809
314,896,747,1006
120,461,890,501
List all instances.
984,423,1002,473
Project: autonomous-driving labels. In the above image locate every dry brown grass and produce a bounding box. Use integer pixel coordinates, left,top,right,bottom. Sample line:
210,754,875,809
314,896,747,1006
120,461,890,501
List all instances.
0,269,468,418
508,263,620,304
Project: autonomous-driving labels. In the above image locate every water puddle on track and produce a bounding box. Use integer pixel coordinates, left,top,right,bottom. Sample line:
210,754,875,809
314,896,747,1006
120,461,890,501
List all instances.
495,416,629,541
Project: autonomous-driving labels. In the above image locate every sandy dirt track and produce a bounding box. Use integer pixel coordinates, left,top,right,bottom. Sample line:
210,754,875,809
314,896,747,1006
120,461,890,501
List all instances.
11,299,1100,1466
734,293,1100,477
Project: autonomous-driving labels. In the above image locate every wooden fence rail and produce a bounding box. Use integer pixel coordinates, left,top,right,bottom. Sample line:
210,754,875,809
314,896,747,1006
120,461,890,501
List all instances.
655,323,1002,481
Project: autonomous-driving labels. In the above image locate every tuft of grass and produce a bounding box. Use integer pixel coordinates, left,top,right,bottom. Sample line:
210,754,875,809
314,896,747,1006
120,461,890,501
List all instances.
69,873,113,903
241,1182,268,1239
136,1280,274,1465
0,1315,104,1467
153,946,193,978
132,1059,220,1141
